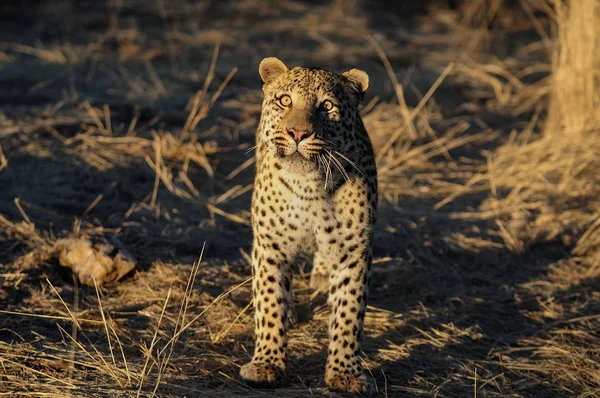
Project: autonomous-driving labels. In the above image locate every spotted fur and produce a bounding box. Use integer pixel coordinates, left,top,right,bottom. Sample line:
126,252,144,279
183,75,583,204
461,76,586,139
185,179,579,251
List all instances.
239,58,378,395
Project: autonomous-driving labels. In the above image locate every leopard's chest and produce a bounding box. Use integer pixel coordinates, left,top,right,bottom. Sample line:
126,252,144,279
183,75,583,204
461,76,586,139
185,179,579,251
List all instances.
252,168,334,251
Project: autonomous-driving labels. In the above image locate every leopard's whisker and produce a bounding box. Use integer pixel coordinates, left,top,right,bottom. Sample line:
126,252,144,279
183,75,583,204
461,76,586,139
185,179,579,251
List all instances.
327,150,349,182
331,149,364,176
246,137,277,154
320,138,363,158
326,154,334,188
317,155,327,189
320,153,333,189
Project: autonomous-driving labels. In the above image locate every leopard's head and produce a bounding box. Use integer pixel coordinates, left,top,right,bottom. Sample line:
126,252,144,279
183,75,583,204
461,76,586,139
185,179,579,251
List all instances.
256,57,368,175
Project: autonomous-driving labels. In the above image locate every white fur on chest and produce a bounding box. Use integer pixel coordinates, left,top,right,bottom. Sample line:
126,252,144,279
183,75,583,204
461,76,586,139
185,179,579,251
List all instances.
275,169,334,250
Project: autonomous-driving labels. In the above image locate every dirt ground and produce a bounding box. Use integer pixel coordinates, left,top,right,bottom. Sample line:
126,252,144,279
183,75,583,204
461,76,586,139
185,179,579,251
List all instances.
1,1,599,397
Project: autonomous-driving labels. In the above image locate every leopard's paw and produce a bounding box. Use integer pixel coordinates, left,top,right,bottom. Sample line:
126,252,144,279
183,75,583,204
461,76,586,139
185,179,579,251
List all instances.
326,370,374,396
240,362,285,389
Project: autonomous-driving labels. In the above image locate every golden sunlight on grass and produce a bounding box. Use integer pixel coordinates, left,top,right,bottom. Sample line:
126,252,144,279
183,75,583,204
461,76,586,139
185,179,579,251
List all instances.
1,0,599,397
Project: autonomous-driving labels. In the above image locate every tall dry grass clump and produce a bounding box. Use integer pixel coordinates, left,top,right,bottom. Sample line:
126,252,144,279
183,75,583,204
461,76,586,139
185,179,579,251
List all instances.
449,0,600,253
546,0,600,137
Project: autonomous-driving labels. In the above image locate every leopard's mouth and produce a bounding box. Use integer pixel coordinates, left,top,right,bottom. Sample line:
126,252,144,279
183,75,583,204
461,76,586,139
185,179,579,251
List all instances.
276,146,316,161
276,148,319,174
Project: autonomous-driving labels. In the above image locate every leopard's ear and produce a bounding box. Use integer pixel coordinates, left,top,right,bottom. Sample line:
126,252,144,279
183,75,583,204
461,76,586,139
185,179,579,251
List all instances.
342,69,369,101
259,57,289,86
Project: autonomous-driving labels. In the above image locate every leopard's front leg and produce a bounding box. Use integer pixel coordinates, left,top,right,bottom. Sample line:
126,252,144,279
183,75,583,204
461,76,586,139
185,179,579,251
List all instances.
320,177,376,396
239,236,292,388
325,244,373,395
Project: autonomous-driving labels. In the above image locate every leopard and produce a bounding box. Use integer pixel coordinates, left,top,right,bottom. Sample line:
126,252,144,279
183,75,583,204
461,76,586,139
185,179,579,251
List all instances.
239,57,378,395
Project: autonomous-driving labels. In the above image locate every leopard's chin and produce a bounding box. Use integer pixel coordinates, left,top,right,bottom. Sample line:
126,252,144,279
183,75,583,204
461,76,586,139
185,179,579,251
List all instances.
280,152,317,175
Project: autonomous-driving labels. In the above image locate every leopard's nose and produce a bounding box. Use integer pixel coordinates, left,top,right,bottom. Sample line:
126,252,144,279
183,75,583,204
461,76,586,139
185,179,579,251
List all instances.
287,128,312,143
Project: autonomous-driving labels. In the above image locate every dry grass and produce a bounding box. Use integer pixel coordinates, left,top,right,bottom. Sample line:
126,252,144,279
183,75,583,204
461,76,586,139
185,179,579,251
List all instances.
1,0,599,397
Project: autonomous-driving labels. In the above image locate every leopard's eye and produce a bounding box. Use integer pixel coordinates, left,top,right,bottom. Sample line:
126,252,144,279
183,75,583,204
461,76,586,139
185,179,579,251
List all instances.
321,100,335,112
277,95,292,107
